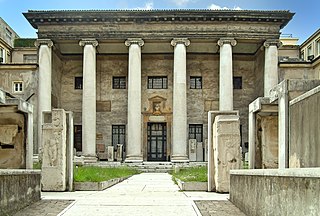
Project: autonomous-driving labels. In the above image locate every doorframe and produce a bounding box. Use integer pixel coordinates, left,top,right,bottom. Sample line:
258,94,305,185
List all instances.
147,122,167,161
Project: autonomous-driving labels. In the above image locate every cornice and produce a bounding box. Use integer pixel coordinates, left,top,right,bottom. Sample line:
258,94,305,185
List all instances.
23,9,294,30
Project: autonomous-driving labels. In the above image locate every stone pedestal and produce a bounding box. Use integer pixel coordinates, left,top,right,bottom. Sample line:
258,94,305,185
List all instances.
116,144,123,161
218,38,237,111
125,38,144,162
188,139,197,162
213,115,241,193
196,142,203,162
79,39,98,158
107,146,114,161
42,109,67,191
171,38,190,162
35,39,53,156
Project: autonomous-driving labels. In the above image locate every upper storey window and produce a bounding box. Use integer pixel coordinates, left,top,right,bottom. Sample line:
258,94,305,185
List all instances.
190,76,202,89
113,77,126,89
148,76,168,89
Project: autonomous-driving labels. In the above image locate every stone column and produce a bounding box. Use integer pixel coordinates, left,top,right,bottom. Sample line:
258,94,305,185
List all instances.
79,39,98,159
171,38,190,162
248,111,256,169
35,39,53,156
218,38,237,111
125,38,144,162
264,39,281,97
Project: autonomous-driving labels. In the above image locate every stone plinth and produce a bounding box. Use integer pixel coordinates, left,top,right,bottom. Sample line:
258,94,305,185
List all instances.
107,146,114,161
188,139,197,162
116,144,123,161
213,115,241,193
42,109,67,191
196,142,203,162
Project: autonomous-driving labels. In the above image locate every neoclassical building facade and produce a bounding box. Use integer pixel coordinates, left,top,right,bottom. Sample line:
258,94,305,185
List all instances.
23,9,293,162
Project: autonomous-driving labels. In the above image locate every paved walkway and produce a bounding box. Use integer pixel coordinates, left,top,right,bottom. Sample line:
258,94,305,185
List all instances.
15,173,245,216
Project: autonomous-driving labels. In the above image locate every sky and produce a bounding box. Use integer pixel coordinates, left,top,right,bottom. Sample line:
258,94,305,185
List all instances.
0,0,319,44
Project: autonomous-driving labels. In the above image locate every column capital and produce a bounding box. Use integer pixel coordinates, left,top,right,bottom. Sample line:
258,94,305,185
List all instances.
217,38,237,47
125,38,144,47
34,39,53,48
264,39,282,48
171,38,190,47
79,39,98,47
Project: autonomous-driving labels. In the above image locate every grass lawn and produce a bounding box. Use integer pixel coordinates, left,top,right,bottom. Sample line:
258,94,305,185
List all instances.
171,166,207,182
74,166,140,182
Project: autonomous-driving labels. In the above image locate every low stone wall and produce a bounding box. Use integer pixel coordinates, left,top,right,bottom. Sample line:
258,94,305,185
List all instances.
74,177,128,191
230,168,320,216
175,178,207,191
0,169,41,215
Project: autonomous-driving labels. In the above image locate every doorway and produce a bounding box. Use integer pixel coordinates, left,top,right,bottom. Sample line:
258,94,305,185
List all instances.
147,123,167,161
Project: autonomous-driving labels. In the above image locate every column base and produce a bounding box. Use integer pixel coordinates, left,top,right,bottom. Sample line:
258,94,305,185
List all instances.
171,155,189,163
125,155,143,163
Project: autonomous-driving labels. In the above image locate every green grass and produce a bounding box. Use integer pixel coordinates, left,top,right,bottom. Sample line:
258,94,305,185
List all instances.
74,166,140,182
33,162,42,169
171,166,207,182
243,161,249,169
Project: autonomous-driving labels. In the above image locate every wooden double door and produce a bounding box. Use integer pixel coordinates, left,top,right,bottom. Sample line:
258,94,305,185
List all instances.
147,123,167,161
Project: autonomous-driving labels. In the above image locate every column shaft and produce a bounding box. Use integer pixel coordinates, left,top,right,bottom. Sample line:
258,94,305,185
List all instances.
264,40,281,97
248,111,256,169
171,38,190,162
35,39,53,155
218,38,236,111
79,39,98,157
125,38,144,162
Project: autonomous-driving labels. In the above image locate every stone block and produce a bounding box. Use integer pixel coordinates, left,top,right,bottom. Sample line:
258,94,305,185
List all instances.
213,115,241,193
188,139,197,162
196,142,203,162
96,143,105,153
116,144,123,161
41,109,67,191
107,146,114,161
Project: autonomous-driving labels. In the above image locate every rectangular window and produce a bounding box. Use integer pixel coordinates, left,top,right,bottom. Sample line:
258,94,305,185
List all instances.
112,125,126,151
23,54,37,63
5,28,12,40
190,76,202,89
74,125,82,152
233,76,242,89
300,51,305,60
0,48,4,63
317,39,320,56
13,81,23,93
189,124,203,143
112,76,126,89
74,77,83,89
307,45,313,57
148,76,168,89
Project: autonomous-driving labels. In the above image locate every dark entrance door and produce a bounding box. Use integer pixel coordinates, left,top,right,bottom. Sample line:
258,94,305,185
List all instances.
147,123,167,161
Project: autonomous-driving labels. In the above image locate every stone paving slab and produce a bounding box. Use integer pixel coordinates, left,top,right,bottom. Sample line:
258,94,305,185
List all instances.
194,200,246,216
13,199,74,216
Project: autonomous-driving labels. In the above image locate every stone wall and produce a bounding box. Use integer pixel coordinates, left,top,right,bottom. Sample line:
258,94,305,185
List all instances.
289,85,320,167
52,50,63,108
59,53,259,159
254,49,264,98
230,168,320,216
0,106,26,168
279,65,315,81
0,169,41,215
0,66,38,153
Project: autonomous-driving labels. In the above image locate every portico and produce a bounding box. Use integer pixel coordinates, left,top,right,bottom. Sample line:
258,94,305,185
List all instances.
26,9,293,162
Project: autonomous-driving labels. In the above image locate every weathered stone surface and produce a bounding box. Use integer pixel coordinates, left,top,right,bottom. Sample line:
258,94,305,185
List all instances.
107,146,114,161
116,144,123,161
196,142,203,162
175,178,207,191
41,109,67,191
204,139,208,162
0,169,41,216
230,168,320,216
188,139,197,162
213,115,241,193
0,108,26,169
